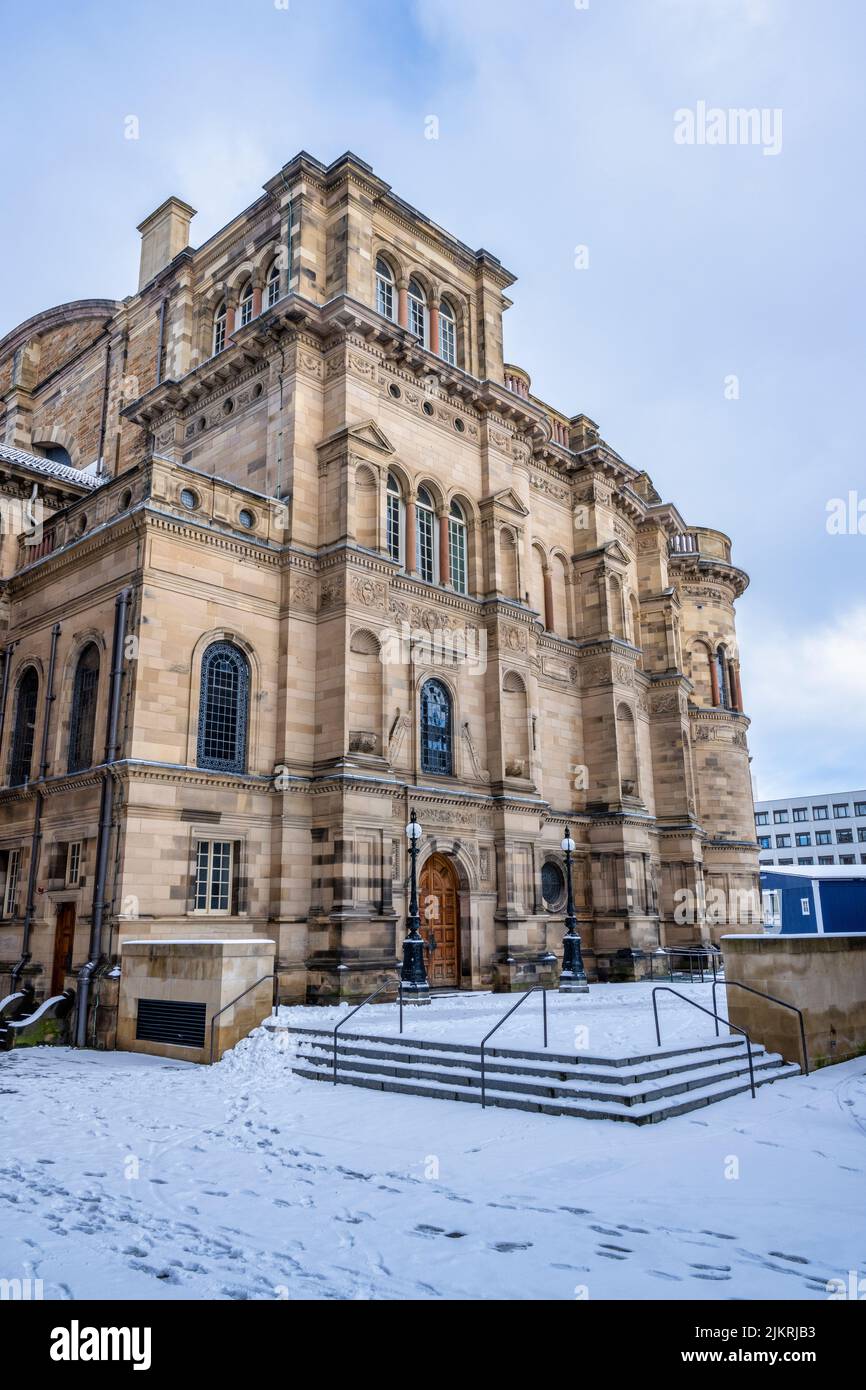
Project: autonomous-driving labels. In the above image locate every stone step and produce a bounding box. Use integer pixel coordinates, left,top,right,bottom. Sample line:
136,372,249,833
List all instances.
293,1045,790,1106
285,1023,749,1070
292,1057,800,1124
290,1030,771,1089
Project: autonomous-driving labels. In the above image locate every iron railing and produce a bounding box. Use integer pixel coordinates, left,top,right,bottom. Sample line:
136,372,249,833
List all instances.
651,985,756,1099
712,978,809,1076
648,947,723,984
480,986,549,1109
333,975,404,1085
209,972,278,1063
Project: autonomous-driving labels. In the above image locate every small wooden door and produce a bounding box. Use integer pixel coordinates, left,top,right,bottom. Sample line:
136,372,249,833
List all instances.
52,904,76,996
418,854,461,988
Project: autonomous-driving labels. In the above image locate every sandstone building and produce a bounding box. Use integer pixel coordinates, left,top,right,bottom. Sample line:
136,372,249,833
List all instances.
0,150,759,1039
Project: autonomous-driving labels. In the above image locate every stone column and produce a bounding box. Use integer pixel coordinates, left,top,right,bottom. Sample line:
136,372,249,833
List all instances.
709,653,720,706
438,511,450,585
397,280,409,330
543,568,554,631
733,662,744,712
429,300,440,356
405,496,417,575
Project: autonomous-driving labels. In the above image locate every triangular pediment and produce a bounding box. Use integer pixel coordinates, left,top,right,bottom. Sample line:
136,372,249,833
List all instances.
484,487,530,518
604,539,631,565
317,419,395,459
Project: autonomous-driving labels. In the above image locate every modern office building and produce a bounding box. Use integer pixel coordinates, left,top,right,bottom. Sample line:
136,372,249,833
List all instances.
754,790,866,869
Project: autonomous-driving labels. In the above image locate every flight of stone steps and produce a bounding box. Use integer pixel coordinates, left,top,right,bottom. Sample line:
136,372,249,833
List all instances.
286,1026,800,1124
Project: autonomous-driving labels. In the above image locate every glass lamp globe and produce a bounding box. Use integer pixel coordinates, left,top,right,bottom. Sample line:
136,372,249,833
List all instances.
561,835,576,854
406,818,422,841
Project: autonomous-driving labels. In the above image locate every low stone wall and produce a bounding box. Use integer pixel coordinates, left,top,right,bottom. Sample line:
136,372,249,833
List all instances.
722,933,866,1069
117,939,275,1064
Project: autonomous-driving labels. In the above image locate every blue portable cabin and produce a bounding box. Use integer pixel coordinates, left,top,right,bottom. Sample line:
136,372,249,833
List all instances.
760,864,866,934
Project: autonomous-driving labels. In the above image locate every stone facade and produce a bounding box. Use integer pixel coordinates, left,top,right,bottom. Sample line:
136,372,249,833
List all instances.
0,150,760,1035
723,933,866,1069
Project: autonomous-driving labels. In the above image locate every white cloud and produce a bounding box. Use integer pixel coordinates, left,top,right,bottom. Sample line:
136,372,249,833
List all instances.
742,602,866,797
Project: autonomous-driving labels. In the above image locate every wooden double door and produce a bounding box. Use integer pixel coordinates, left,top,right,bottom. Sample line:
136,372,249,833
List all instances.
418,853,461,988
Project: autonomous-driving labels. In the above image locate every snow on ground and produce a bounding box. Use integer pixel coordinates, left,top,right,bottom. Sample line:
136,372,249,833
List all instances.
1,983,865,1302
278,980,735,1056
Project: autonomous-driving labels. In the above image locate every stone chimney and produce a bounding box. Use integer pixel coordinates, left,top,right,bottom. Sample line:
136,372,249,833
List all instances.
137,196,196,290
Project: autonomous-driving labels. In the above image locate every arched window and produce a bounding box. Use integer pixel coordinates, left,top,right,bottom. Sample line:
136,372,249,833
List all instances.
265,260,280,309
39,444,73,468
8,668,39,787
416,486,436,583
238,281,254,328
716,647,729,709
439,299,456,364
376,257,395,321
386,472,403,563
67,644,100,773
213,303,227,355
197,642,250,773
408,278,427,344
449,499,467,594
420,679,452,775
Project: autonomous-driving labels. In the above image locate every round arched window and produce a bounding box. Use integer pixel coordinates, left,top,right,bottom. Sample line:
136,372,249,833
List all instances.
180,488,199,511
541,861,566,911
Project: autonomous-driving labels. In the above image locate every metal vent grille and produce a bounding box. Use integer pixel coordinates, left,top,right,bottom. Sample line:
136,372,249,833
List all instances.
135,997,207,1049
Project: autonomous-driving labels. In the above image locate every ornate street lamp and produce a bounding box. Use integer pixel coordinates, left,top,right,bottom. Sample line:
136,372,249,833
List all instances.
401,809,430,1003
559,826,589,993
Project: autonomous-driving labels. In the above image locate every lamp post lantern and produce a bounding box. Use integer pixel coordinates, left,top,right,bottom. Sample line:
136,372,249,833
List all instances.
400,809,430,1003
559,826,589,993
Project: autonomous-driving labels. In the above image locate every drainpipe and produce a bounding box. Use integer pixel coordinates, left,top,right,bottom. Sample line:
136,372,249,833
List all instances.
75,588,130,1047
11,623,60,991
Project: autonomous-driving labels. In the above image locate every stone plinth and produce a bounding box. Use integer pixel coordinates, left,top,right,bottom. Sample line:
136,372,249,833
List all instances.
722,932,866,1070
117,938,275,1064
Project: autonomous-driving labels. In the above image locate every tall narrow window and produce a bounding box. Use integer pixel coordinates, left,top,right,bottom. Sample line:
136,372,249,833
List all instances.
416,487,436,583
448,500,467,594
213,303,227,355
420,679,452,775
265,260,280,308
408,279,427,343
439,299,456,364
386,472,403,563
238,282,254,327
3,849,21,917
194,840,233,914
716,648,729,709
197,642,250,773
8,668,38,787
376,257,395,321
68,644,100,773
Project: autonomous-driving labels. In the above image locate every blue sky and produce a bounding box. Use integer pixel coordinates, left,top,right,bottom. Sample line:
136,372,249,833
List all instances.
1,0,863,797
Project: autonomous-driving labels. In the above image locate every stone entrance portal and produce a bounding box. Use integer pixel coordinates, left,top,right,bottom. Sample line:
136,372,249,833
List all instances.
419,853,461,988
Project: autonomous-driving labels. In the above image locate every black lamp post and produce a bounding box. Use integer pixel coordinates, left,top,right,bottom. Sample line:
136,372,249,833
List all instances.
559,826,589,993
400,809,430,1003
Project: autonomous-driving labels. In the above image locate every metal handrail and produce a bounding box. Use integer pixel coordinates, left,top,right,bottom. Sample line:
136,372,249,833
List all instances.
651,985,756,1099
713,978,809,1076
209,972,277,1063
480,986,548,1110
333,974,403,1085
650,947,722,984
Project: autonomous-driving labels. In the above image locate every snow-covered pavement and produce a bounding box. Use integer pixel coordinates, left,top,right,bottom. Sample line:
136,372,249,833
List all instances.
2,987,865,1301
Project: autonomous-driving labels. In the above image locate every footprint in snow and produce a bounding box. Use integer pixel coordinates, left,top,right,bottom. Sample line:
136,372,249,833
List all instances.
769,1251,810,1265
490,1241,532,1252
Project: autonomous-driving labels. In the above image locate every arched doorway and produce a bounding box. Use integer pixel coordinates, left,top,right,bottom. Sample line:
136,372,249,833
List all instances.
418,853,461,988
